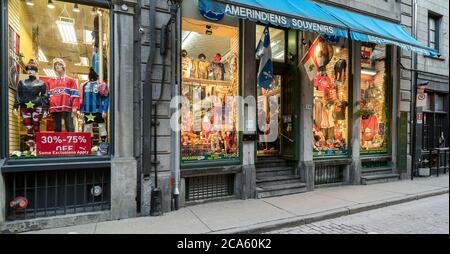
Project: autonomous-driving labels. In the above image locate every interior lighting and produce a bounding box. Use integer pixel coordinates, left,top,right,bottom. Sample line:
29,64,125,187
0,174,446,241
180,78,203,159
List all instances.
56,17,78,44
361,69,378,76
47,0,55,9
26,0,34,6
73,4,80,13
38,48,48,63
43,68,57,78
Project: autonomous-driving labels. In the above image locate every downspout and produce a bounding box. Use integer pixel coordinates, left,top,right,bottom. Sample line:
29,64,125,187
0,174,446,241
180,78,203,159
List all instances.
143,0,156,214
410,0,419,180
170,1,182,210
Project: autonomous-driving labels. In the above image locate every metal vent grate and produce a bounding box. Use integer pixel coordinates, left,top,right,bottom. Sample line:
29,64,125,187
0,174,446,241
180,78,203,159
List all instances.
5,168,110,221
315,164,344,185
186,174,234,201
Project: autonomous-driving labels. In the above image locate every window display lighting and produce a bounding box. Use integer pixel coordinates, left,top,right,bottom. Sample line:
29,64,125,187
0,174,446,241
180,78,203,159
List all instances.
47,0,55,9
26,0,34,6
56,17,78,44
73,4,80,13
38,48,48,62
43,68,57,78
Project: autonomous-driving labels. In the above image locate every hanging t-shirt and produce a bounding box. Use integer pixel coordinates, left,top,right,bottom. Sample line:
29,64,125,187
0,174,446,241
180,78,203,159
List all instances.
325,82,337,102
313,73,331,92
361,115,379,141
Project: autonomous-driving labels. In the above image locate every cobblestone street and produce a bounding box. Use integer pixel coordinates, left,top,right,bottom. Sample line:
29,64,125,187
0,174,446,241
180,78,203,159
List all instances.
267,194,449,234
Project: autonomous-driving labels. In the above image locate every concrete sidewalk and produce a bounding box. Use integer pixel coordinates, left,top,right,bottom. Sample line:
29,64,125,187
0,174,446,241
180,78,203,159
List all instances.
26,175,449,234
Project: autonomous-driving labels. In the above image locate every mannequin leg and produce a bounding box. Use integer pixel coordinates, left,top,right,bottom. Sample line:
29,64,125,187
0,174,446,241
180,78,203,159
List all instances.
63,112,74,132
21,108,33,135
98,123,107,141
32,107,43,134
52,113,62,132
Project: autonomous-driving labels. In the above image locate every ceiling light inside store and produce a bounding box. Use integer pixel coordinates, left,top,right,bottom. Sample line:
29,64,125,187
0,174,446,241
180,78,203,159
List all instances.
182,32,197,49
56,17,78,44
26,0,34,6
361,69,378,76
47,0,55,9
73,4,80,13
43,68,57,78
38,48,48,62
79,57,89,66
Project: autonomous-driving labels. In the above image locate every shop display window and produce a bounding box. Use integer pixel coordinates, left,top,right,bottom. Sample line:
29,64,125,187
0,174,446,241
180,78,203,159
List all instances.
360,44,389,154
181,17,239,162
7,0,110,159
256,25,285,62
307,35,349,157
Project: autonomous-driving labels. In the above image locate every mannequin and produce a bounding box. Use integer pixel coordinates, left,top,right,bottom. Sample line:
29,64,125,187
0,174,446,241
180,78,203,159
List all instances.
13,59,48,149
181,49,192,79
212,53,225,80
196,53,211,79
80,67,109,143
47,58,80,132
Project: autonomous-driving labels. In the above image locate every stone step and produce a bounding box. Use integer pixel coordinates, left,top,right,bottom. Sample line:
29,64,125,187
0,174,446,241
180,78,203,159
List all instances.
256,167,294,177
256,182,307,199
361,173,400,185
256,175,302,188
255,157,289,168
361,167,393,176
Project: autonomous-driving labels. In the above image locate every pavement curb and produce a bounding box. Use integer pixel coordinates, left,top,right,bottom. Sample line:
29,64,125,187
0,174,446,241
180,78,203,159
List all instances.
210,188,449,234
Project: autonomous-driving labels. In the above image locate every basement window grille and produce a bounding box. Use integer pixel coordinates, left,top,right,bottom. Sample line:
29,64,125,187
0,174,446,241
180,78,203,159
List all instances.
186,174,235,201
5,168,110,221
315,164,344,185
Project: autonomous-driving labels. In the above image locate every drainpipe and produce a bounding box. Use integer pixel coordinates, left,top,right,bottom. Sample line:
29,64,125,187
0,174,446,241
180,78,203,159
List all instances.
410,0,418,180
143,0,156,215
170,0,182,211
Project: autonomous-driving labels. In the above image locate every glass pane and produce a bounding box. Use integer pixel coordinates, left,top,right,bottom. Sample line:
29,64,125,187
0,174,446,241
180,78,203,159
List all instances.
360,44,389,154
307,35,349,157
181,17,239,162
435,94,444,111
256,25,285,62
429,17,436,29
8,0,111,159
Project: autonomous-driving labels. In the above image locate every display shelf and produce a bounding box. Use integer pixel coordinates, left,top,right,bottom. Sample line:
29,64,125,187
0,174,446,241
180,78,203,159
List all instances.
183,77,231,86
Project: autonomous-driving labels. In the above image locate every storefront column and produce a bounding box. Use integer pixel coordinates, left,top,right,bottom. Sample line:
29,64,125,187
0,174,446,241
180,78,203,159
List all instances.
111,1,138,220
299,33,315,191
350,41,362,184
241,20,256,199
0,163,5,225
391,47,399,175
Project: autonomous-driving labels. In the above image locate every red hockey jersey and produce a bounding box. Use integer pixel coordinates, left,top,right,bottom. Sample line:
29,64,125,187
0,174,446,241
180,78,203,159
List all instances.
47,76,80,113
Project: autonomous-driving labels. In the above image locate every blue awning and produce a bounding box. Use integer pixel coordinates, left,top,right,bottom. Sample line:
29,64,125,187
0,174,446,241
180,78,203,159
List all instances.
316,3,440,57
213,0,349,37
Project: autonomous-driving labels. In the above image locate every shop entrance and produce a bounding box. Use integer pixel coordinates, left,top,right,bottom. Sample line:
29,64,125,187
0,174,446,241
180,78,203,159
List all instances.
257,66,297,159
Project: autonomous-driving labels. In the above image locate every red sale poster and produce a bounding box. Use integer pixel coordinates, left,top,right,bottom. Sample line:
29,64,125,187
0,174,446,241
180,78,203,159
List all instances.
36,133,92,157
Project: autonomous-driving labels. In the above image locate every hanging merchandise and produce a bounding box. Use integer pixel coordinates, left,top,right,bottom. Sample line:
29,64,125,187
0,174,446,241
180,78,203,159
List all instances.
256,26,273,89
333,59,347,83
212,53,225,80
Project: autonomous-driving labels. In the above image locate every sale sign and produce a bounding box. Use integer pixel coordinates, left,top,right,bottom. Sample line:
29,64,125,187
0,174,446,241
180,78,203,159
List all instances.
36,133,92,157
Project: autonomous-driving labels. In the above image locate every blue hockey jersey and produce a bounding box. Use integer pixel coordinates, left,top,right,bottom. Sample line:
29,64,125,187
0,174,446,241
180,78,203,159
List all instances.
80,81,109,113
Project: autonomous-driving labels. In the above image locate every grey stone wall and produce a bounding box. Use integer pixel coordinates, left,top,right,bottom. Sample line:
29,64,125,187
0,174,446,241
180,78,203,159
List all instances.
315,0,401,21
139,0,174,213
416,0,449,75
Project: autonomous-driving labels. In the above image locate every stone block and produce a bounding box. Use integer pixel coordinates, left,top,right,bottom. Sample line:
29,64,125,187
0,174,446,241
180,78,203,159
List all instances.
111,157,138,220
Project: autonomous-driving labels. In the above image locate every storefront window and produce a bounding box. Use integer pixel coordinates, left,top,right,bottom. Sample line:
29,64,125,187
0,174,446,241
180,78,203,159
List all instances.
8,0,110,159
308,35,349,157
256,25,285,62
180,17,239,162
360,44,389,154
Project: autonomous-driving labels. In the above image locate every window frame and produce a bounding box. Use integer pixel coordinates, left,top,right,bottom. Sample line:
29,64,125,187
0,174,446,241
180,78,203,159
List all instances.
428,12,442,51
179,17,244,169
1,0,115,171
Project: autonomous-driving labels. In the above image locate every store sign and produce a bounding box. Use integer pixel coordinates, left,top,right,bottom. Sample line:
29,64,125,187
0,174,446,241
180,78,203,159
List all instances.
200,1,347,37
36,133,92,157
199,0,225,21
416,113,423,124
416,93,427,108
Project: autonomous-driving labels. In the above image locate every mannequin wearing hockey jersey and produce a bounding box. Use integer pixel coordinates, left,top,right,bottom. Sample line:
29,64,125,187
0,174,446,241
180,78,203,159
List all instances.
47,58,80,132
13,59,48,146
80,67,109,142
